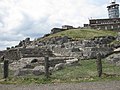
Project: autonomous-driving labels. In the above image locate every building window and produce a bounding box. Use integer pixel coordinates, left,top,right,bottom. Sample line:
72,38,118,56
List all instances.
96,21,98,23
105,26,108,30
118,25,120,28
111,26,114,29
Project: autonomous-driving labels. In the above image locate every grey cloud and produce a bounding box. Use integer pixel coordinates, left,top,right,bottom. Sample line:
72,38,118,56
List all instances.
13,13,54,38
0,34,23,41
0,22,4,27
0,40,19,50
0,0,112,50
0,11,58,50
88,0,107,5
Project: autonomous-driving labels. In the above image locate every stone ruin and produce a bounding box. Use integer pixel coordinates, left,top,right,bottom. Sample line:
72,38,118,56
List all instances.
12,57,79,76
0,32,120,76
1,47,54,62
50,28,66,34
0,39,79,76
44,25,74,36
15,38,32,48
36,36,116,59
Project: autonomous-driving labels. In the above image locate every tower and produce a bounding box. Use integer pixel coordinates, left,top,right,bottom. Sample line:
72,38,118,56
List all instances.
107,0,119,18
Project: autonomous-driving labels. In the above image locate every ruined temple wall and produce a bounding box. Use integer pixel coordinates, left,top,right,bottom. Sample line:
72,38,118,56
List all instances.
4,48,54,61
82,47,113,59
4,49,21,61
52,43,113,59
52,46,83,58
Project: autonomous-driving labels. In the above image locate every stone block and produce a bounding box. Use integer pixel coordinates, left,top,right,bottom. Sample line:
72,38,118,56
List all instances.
32,66,45,76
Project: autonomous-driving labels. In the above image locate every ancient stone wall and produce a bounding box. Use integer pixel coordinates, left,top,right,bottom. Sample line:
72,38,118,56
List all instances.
19,48,53,58
82,47,113,59
4,49,21,61
50,37,114,59
3,48,53,61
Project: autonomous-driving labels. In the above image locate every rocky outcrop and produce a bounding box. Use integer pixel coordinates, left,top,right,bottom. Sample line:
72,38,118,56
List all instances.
3,35,118,76
65,58,79,66
106,53,120,66
1,28,119,77
15,38,32,48
13,35,116,60
51,39,113,59
54,63,65,71
32,66,45,76
38,36,72,45
34,35,116,59
92,36,115,44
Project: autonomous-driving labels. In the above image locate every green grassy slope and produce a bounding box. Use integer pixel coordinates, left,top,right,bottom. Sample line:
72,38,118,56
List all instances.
51,60,120,83
0,60,120,84
38,29,118,41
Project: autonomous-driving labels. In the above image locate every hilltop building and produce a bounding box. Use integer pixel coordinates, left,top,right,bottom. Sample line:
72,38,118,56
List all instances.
88,0,120,30
62,25,74,29
51,28,64,34
107,0,119,18
50,25,74,34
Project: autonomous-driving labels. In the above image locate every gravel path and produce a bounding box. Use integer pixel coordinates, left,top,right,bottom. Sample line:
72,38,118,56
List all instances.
0,81,120,90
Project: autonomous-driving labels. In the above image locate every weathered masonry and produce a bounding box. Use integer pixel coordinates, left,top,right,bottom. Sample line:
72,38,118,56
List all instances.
89,18,120,30
89,0,120,30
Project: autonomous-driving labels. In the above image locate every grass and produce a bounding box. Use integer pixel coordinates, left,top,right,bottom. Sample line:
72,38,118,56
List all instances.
51,60,120,83
0,59,120,84
38,29,118,41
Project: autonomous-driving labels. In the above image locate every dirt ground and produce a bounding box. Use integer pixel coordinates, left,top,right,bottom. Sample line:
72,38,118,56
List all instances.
0,81,120,90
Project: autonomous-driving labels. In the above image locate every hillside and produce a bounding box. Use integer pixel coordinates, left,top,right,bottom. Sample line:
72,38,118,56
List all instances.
0,29,120,84
38,29,118,41
35,28,120,60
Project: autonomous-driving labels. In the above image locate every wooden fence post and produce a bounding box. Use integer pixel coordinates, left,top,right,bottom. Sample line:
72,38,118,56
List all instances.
96,53,102,77
3,59,9,79
44,57,49,78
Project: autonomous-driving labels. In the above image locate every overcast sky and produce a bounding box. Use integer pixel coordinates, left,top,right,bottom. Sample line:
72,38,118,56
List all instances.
0,0,120,50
